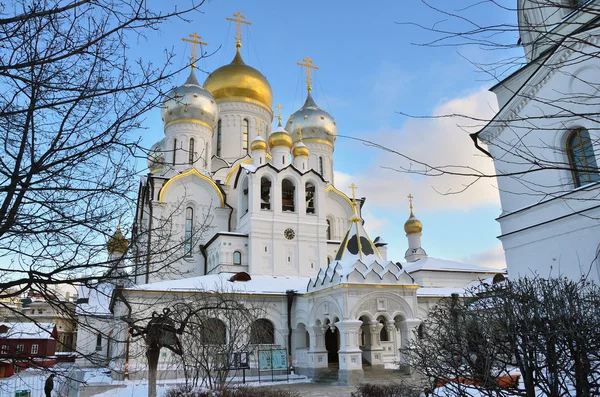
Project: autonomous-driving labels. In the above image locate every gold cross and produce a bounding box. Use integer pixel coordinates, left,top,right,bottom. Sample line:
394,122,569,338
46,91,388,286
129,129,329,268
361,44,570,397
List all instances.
349,183,358,201
297,57,319,93
181,32,207,70
226,11,252,49
297,126,303,141
275,103,283,126
407,194,414,211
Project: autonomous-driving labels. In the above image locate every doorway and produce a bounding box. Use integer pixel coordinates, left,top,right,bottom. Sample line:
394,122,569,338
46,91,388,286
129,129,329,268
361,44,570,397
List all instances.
325,327,339,364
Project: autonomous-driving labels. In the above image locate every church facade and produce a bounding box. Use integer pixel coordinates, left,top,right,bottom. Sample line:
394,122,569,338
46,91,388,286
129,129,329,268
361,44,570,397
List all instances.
76,14,501,384
475,0,600,282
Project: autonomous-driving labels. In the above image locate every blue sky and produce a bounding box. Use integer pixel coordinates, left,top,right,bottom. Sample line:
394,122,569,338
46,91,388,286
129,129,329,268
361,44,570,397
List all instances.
136,0,521,268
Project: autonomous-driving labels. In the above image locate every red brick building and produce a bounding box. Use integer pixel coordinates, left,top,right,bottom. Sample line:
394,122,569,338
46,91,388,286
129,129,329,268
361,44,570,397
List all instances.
0,322,58,378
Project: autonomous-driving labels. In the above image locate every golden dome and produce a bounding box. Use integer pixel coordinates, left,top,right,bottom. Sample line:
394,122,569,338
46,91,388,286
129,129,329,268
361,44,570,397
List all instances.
293,142,309,157
250,136,268,152
268,126,293,149
203,49,273,111
404,212,423,235
107,227,129,255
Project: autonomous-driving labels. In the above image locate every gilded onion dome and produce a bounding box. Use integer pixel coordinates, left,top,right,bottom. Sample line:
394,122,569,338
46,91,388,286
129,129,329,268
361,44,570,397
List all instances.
147,138,165,174
203,49,273,111
250,135,268,152
161,70,218,129
285,93,337,148
292,141,309,157
268,125,293,149
404,209,423,235
107,227,129,255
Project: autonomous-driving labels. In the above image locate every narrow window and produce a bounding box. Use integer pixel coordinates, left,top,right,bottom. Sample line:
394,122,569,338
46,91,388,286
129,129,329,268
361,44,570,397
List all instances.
319,157,324,176
260,177,272,210
282,179,295,212
185,207,194,256
172,138,177,166
282,155,285,165
305,182,315,214
418,324,424,339
16,344,24,353
233,251,242,266
242,119,249,152
1,345,7,354
217,119,222,157
96,334,102,351
567,129,600,187
189,138,195,164
326,219,331,240
31,344,38,354
327,257,331,265
205,142,209,166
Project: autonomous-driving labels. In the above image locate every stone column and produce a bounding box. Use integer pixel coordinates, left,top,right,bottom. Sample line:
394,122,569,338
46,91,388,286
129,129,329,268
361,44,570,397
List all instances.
398,318,421,374
366,321,385,369
305,325,328,378
335,320,364,385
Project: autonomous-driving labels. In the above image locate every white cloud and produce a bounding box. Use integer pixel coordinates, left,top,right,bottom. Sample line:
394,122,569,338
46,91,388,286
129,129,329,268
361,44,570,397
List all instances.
336,87,500,212
462,243,507,270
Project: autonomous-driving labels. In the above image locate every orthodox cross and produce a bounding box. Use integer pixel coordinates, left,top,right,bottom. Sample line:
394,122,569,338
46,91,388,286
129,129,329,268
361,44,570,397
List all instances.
226,11,252,48
297,126,303,141
407,193,414,212
181,32,207,70
275,103,283,126
297,57,319,93
349,183,358,201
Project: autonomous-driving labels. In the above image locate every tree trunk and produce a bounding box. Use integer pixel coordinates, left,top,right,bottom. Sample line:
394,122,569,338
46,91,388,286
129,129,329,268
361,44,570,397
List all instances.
147,344,160,397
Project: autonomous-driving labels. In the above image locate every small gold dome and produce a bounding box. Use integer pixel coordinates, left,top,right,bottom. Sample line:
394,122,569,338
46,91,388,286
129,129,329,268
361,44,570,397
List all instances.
250,136,268,152
293,142,309,157
404,214,423,235
107,227,129,255
204,50,273,111
268,126,293,149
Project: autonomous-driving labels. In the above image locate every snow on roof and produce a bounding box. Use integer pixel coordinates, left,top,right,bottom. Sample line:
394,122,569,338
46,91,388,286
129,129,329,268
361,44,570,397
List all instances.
416,287,467,298
403,257,498,274
131,273,311,295
0,322,56,339
241,163,257,173
76,282,115,316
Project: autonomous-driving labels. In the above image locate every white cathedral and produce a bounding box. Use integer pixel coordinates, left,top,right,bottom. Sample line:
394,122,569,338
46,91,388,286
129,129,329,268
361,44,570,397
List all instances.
75,15,501,384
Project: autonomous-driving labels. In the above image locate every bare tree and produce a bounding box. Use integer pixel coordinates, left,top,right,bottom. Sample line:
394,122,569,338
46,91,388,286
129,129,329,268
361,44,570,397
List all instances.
407,277,600,397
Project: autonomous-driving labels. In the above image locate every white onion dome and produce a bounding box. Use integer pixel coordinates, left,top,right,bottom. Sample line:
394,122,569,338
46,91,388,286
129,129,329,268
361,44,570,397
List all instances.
147,139,166,174
285,93,337,148
292,141,309,157
161,70,218,129
268,125,293,149
250,135,268,152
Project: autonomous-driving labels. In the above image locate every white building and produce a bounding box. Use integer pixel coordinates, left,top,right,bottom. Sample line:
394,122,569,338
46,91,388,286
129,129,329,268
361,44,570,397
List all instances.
76,17,501,384
475,0,600,282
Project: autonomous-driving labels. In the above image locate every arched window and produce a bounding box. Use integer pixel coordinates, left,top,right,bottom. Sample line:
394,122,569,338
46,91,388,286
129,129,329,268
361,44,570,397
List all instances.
240,178,249,215
305,182,315,214
379,317,389,342
200,318,226,345
188,138,195,164
282,155,286,165
217,119,222,157
233,251,242,266
282,179,295,212
242,119,249,152
185,207,193,256
250,319,275,344
96,333,102,351
326,219,331,240
567,129,600,187
417,323,424,339
260,177,272,210
172,138,177,166
205,142,209,166
319,157,324,176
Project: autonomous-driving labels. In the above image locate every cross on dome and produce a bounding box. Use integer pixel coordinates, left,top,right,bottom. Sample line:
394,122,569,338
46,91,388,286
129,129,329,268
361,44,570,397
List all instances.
226,11,252,49
275,103,284,126
297,126,303,141
297,56,319,93
181,32,207,70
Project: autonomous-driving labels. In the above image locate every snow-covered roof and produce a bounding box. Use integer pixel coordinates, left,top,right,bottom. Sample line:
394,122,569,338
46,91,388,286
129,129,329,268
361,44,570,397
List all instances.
130,273,311,295
416,287,467,298
404,257,499,274
76,282,115,316
0,322,56,340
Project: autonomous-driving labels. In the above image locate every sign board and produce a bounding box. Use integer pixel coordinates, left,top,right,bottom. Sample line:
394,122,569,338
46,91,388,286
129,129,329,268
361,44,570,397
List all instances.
258,349,287,371
217,351,250,370
15,391,31,397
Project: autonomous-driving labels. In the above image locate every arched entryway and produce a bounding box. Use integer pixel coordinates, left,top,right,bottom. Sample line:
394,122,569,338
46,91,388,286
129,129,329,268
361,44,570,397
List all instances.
325,326,339,365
